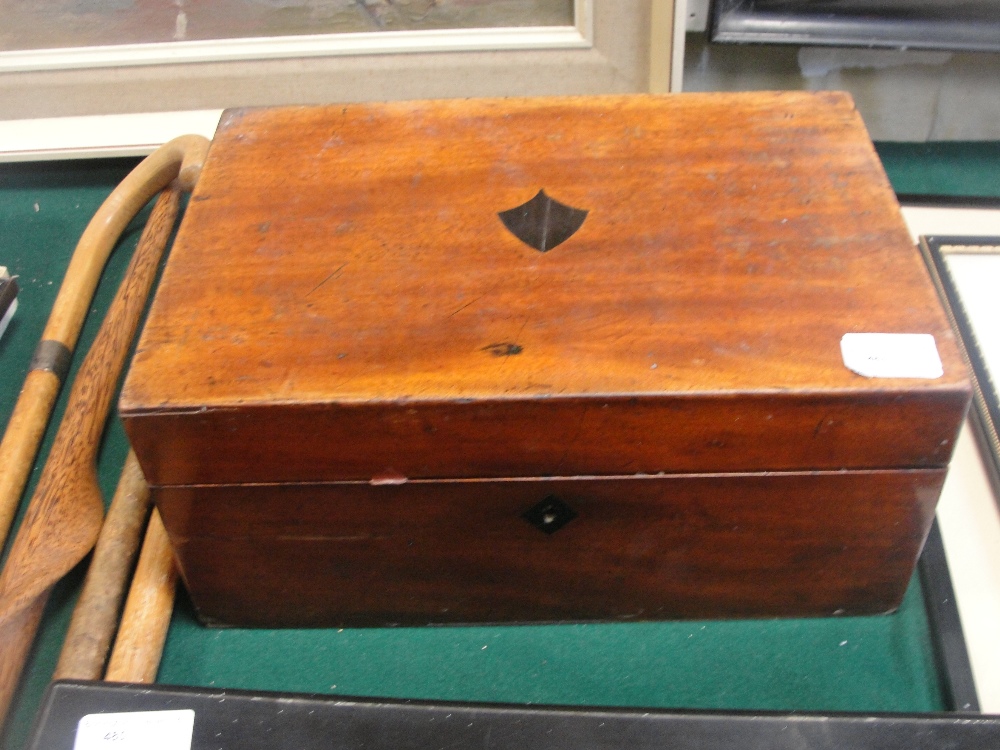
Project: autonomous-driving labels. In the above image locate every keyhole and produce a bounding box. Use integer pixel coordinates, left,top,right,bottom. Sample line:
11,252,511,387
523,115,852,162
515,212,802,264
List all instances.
522,495,577,535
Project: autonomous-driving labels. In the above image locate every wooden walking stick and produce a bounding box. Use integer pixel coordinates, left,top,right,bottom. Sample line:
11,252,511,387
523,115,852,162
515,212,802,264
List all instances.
53,451,151,681
0,135,209,727
0,135,209,551
105,509,177,684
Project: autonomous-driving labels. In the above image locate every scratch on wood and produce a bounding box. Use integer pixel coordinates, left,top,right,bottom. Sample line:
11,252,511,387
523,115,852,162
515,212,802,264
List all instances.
447,293,487,318
813,414,832,438
306,263,347,297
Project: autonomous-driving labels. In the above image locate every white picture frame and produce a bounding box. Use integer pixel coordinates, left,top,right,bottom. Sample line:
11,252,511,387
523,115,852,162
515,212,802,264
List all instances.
0,1,591,72
0,1,673,121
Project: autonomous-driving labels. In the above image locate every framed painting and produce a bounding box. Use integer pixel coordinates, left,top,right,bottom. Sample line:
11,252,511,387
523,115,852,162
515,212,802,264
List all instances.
1,1,588,70
0,0,675,120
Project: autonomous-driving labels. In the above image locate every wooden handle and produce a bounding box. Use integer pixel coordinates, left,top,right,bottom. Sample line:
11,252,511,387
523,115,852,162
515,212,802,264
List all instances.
53,451,151,681
105,510,177,684
0,184,186,726
0,135,210,550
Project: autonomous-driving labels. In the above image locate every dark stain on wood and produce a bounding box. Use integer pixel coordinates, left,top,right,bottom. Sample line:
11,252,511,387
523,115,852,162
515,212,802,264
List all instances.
482,342,523,357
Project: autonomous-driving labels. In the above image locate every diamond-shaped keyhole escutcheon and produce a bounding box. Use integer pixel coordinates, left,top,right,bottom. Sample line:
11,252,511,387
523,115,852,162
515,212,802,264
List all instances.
522,495,577,535
498,190,588,252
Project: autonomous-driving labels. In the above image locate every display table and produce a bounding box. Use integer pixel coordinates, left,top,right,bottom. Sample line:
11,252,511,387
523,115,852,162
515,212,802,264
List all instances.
1,143,999,750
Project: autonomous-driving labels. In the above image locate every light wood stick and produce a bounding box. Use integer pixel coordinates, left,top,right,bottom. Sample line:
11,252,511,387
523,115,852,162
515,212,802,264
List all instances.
105,510,177,684
53,451,151,681
0,372,61,545
0,135,209,550
0,596,46,723
0,179,190,726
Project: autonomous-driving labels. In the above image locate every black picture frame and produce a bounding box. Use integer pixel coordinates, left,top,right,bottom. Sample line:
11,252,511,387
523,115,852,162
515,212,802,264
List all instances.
0,268,18,342
27,675,997,750
921,235,1000,505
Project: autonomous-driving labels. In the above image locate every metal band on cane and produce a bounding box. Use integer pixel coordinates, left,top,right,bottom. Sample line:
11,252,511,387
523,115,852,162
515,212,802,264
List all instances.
29,340,72,383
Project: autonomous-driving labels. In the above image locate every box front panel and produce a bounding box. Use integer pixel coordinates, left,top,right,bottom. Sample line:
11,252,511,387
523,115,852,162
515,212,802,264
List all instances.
157,470,944,627
125,390,969,486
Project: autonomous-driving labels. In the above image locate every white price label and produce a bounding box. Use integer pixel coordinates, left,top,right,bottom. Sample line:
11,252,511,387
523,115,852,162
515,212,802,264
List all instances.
73,709,194,750
840,333,943,379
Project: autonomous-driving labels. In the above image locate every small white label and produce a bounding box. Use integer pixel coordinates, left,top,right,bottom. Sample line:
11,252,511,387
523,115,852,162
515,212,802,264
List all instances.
840,333,943,379
73,709,194,750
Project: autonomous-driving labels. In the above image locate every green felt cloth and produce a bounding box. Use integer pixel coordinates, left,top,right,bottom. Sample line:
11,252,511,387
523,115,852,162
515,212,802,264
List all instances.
3,141,996,748
876,142,1000,198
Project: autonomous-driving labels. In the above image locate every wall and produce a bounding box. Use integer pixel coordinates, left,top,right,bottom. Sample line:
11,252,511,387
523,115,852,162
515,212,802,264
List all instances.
682,33,1000,141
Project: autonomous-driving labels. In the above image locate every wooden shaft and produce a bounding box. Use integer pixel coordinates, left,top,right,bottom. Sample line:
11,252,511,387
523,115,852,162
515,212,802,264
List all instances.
0,186,183,729
105,510,177,684
0,371,60,543
0,596,47,722
53,451,151,681
0,135,210,552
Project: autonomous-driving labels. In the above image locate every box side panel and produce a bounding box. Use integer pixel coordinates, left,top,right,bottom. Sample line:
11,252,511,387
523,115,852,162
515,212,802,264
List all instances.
156,469,945,627
123,389,969,485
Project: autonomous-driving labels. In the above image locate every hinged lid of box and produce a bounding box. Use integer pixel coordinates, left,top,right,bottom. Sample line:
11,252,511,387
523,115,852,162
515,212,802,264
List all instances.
120,92,970,486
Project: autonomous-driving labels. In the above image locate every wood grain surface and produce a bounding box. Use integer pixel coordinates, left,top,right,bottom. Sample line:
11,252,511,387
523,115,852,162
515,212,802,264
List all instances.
126,391,968,486
156,469,946,627
120,93,970,484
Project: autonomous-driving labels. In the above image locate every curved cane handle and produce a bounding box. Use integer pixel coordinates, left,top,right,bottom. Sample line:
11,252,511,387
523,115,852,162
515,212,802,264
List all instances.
41,135,207,348
0,136,210,550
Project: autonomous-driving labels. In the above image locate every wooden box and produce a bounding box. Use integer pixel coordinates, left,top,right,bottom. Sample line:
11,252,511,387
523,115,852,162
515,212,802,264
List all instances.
120,93,971,627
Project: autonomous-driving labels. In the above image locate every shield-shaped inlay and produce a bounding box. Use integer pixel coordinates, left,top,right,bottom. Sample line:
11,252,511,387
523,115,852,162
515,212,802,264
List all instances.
498,190,588,252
